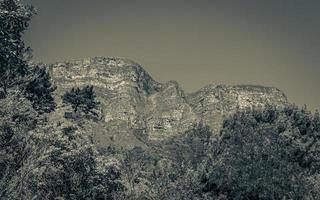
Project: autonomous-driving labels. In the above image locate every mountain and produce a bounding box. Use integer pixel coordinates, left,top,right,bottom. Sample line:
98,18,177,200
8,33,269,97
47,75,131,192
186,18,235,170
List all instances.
49,57,288,149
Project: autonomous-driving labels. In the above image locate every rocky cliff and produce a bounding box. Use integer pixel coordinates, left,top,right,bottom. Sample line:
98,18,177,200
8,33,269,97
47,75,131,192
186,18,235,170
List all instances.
50,57,288,148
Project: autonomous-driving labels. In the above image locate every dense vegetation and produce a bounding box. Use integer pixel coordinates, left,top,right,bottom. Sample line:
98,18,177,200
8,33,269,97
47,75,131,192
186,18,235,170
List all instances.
202,106,320,199
62,85,99,115
0,1,121,199
1,0,319,199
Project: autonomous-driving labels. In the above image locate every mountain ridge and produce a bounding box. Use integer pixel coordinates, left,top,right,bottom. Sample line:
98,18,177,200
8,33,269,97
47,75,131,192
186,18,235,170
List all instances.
49,57,289,148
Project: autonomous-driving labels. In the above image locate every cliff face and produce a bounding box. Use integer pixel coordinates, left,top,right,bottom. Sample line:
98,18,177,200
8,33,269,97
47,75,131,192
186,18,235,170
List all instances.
50,57,288,147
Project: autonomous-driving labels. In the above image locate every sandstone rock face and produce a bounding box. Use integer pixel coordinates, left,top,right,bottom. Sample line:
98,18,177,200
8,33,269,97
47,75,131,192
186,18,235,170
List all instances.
50,57,288,147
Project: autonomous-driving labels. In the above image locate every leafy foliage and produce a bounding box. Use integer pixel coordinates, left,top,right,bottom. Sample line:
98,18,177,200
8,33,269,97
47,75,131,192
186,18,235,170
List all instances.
0,0,34,92
0,0,55,112
2,1,320,200
0,1,120,199
4,124,123,200
62,85,100,115
0,1,39,197
201,105,320,200
0,91,38,198
24,64,56,113
117,124,213,200
170,123,212,167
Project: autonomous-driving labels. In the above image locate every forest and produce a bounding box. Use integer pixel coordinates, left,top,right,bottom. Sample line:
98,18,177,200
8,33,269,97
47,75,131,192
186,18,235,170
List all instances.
0,1,319,199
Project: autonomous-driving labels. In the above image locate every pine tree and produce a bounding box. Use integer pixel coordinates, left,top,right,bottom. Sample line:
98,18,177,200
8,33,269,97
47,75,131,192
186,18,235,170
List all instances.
62,85,99,115
24,65,56,113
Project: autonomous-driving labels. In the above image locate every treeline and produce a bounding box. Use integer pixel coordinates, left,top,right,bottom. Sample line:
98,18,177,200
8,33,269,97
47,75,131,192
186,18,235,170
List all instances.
0,1,121,199
1,1,319,199
113,106,320,200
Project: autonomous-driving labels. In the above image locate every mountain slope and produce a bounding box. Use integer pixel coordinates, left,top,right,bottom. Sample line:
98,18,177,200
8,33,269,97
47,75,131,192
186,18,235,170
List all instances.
49,57,288,148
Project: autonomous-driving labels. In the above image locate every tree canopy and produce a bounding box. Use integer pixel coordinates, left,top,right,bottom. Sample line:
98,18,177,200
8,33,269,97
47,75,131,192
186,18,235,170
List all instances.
0,0,34,92
201,105,320,200
62,85,100,115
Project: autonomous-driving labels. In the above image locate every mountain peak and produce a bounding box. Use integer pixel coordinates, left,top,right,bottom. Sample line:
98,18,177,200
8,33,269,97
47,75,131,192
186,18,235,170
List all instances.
51,57,160,95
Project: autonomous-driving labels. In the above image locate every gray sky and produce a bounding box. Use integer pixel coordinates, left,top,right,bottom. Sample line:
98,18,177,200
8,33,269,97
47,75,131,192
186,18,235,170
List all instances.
23,0,320,110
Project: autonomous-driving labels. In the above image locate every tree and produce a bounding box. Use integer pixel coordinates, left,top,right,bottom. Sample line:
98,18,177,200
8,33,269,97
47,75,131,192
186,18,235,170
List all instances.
4,123,124,200
118,125,213,200
0,0,55,112
0,1,57,198
157,123,212,169
0,1,124,199
62,85,100,115
0,0,35,94
0,1,38,197
24,64,56,113
0,90,38,198
201,105,320,200
179,123,212,167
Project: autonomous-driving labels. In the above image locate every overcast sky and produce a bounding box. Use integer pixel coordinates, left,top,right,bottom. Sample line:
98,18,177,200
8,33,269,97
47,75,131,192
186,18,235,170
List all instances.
23,0,320,110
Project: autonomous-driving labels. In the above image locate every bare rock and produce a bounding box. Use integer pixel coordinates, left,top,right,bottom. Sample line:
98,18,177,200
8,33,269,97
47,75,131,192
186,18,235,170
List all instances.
50,57,289,148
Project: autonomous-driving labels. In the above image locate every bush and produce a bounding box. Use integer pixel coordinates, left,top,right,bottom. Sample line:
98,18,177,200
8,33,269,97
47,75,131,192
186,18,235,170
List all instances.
4,124,123,200
202,105,320,200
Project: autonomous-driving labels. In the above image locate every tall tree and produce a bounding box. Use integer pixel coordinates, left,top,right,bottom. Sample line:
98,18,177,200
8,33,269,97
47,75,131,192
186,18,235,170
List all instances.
0,0,55,112
0,0,34,93
0,1,56,198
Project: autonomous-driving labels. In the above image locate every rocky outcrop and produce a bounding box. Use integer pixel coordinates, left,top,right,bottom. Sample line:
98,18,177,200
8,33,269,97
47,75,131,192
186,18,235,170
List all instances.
50,57,288,147
187,84,288,132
